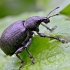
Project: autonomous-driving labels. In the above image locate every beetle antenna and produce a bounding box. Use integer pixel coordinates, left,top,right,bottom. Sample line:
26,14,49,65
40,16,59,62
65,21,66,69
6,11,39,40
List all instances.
47,7,59,17
48,14,59,18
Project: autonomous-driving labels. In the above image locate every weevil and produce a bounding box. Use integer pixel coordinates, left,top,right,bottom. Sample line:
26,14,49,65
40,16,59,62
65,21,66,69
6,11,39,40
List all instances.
0,7,67,70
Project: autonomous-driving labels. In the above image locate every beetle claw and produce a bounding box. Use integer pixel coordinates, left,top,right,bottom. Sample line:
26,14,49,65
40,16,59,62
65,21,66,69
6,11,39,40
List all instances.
60,39,68,43
49,26,57,31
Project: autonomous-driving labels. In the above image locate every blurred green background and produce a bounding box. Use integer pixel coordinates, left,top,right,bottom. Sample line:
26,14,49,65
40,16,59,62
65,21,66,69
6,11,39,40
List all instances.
0,0,69,18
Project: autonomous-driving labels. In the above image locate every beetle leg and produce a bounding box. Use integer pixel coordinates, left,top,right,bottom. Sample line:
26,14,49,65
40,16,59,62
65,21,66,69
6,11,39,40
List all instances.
36,32,68,43
15,47,25,70
41,23,57,31
25,38,35,64
25,48,35,64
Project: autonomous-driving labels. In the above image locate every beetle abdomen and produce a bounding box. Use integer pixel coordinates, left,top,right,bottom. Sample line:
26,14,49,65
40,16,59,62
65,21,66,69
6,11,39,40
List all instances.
0,20,27,55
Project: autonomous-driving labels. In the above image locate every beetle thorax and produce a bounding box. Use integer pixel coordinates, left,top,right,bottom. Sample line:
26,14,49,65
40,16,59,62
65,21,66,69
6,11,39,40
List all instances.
24,16,42,31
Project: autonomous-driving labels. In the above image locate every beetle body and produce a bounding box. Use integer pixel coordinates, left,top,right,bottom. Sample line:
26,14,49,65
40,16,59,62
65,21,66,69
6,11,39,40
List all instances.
0,7,64,70
0,16,49,56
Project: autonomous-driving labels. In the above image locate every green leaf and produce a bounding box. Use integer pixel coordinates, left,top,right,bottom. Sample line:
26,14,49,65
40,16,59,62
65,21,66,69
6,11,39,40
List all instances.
51,0,70,16
60,4,70,16
55,0,70,16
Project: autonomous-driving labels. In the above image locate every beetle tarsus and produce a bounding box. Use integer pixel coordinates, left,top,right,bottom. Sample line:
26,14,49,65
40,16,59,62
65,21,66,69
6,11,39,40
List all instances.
47,36,68,43
49,26,57,31
59,39,68,43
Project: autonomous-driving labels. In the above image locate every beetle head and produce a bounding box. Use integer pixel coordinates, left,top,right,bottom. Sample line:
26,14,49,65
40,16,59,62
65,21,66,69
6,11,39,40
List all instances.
42,17,50,23
43,7,59,24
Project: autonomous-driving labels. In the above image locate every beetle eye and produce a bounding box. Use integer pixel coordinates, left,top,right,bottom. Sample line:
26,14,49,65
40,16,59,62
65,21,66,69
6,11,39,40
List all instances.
43,18,50,23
